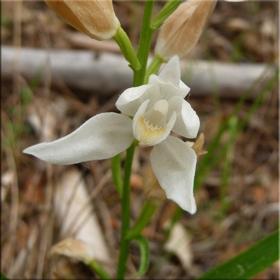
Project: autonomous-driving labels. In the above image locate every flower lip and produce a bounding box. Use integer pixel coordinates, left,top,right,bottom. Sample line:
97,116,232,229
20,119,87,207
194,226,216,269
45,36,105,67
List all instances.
150,135,197,214
133,99,176,146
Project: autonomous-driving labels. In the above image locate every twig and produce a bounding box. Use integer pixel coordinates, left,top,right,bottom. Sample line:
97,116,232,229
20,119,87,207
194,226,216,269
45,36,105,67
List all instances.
2,47,276,98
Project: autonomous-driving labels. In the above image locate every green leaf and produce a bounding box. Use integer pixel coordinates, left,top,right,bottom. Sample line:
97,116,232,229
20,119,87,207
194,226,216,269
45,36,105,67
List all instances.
0,273,9,280
134,235,150,276
199,229,279,280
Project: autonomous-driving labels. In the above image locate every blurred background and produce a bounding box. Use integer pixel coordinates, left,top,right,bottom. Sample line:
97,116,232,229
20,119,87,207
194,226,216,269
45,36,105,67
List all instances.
1,0,279,279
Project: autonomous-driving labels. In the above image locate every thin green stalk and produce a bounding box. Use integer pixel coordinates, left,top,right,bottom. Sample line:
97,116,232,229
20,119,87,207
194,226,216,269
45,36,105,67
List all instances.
151,0,182,30
87,260,111,280
134,236,150,276
114,27,141,71
144,54,165,83
112,154,123,196
134,0,155,86
116,142,137,279
116,1,155,278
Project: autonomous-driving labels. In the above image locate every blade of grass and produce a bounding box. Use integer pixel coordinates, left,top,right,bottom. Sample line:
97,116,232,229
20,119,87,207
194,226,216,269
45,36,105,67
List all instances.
199,229,279,279
219,116,239,216
195,70,278,191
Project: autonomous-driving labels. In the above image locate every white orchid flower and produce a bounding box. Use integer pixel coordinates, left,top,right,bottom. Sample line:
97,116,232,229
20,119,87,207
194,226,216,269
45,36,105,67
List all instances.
24,56,200,214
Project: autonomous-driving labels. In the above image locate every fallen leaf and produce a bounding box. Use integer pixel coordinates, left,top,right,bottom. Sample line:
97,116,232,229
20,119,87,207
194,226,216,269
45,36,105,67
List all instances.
165,223,193,271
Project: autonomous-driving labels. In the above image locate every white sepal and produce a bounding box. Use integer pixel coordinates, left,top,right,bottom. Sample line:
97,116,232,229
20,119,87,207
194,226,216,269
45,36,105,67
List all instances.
24,113,133,164
158,56,181,86
116,84,151,116
169,97,200,138
150,136,197,214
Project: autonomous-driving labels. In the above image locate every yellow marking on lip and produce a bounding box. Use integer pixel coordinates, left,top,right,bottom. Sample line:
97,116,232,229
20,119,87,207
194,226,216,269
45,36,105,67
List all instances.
137,116,166,143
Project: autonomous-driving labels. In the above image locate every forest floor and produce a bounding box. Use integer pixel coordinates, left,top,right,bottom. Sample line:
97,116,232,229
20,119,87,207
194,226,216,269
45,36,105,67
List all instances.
1,1,279,279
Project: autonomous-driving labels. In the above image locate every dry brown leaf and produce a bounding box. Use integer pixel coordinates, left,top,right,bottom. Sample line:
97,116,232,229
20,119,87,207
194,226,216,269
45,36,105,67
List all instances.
165,223,193,271
54,168,110,264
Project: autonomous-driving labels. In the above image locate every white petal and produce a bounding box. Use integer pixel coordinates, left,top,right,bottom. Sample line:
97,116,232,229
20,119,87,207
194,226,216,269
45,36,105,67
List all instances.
159,56,181,86
149,74,188,99
169,97,200,138
150,136,197,214
133,100,176,146
24,113,134,165
115,85,150,116
179,80,190,95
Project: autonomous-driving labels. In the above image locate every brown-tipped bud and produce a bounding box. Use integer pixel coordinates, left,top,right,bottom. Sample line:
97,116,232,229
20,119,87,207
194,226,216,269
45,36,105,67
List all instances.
155,0,216,59
187,133,207,157
45,0,120,40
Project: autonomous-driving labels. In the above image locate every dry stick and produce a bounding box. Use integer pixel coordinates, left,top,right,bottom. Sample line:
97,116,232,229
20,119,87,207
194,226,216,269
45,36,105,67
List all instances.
25,226,41,278
1,112,20,275
36,47,54,278
5,147,20,277
36,166,55,278
95,198,116,255
8,227,38,277
12,0,21,99
63,171,111,237
4,3,23,275
1,47,276,99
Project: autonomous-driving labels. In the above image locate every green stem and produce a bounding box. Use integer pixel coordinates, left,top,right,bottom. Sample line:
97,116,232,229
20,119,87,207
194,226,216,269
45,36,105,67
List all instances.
112,154,123,196
133,0,155,86
134,235,150,276
126,200,157,240
144,54,165,83
151,0,182,30
87,260,111,280
116,142,137,279
116,1,156,278
114,27,141,71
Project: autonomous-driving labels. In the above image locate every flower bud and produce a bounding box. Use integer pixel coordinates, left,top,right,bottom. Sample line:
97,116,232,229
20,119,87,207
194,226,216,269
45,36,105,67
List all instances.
155,0,216,59
45,0,120,40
